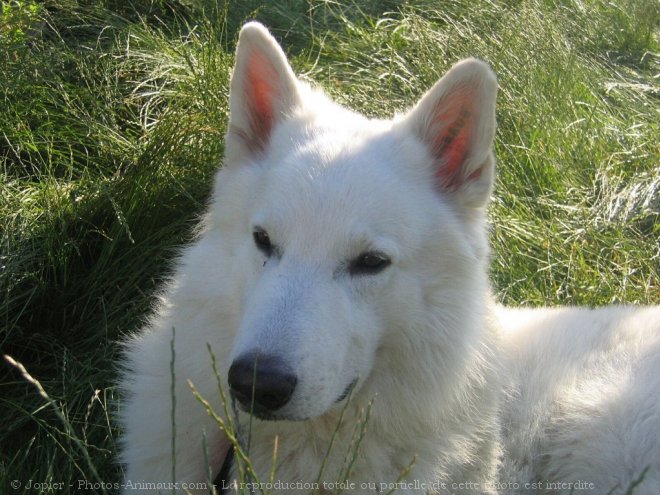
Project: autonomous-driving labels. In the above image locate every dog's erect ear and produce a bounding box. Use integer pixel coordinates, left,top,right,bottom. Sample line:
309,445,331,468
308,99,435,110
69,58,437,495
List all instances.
402,59,497,209
226,22,301,164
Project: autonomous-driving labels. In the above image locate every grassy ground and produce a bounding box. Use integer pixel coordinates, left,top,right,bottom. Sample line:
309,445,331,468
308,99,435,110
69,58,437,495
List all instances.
1,0,658,492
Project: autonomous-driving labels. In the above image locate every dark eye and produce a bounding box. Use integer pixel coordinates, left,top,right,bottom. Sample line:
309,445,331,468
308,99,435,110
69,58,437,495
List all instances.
253,227,272,256
349,251,391,276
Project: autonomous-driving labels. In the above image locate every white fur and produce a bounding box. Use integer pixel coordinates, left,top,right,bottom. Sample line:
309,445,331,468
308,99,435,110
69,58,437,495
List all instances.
119,22,660,494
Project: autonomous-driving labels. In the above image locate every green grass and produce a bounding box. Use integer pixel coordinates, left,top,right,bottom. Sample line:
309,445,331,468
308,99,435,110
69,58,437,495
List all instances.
1,0,658,492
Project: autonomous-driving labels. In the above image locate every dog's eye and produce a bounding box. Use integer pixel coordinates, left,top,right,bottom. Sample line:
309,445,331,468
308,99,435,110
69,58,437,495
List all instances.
349,251,391,276
253,228,272,256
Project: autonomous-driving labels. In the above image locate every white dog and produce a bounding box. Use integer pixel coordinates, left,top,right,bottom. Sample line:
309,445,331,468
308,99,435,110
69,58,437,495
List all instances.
119,22,660,494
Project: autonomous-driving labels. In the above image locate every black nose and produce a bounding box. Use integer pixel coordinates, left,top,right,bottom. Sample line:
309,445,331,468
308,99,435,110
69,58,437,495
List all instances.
228,353,297,414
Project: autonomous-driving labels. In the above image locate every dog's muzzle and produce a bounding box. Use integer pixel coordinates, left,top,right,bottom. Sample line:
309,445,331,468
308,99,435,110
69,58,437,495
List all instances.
228,353,297,417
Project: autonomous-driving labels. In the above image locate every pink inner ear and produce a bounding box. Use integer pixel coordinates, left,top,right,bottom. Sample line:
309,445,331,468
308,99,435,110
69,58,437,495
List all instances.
245,50,280,151
430,91,475,188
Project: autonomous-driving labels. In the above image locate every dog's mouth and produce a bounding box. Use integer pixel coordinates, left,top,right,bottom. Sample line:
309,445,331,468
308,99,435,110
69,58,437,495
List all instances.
232,399,282,421
233,377,359,422
335,377,358,403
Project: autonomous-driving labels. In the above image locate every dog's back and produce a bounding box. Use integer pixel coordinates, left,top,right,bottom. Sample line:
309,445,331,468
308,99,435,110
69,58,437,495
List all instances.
499,305,660,493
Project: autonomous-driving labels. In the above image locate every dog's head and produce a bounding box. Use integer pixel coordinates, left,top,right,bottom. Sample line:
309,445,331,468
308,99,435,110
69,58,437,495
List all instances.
210,23,497,421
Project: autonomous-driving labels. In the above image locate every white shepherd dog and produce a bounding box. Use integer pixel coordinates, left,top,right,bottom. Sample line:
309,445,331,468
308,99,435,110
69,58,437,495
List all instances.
119,22,660,494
